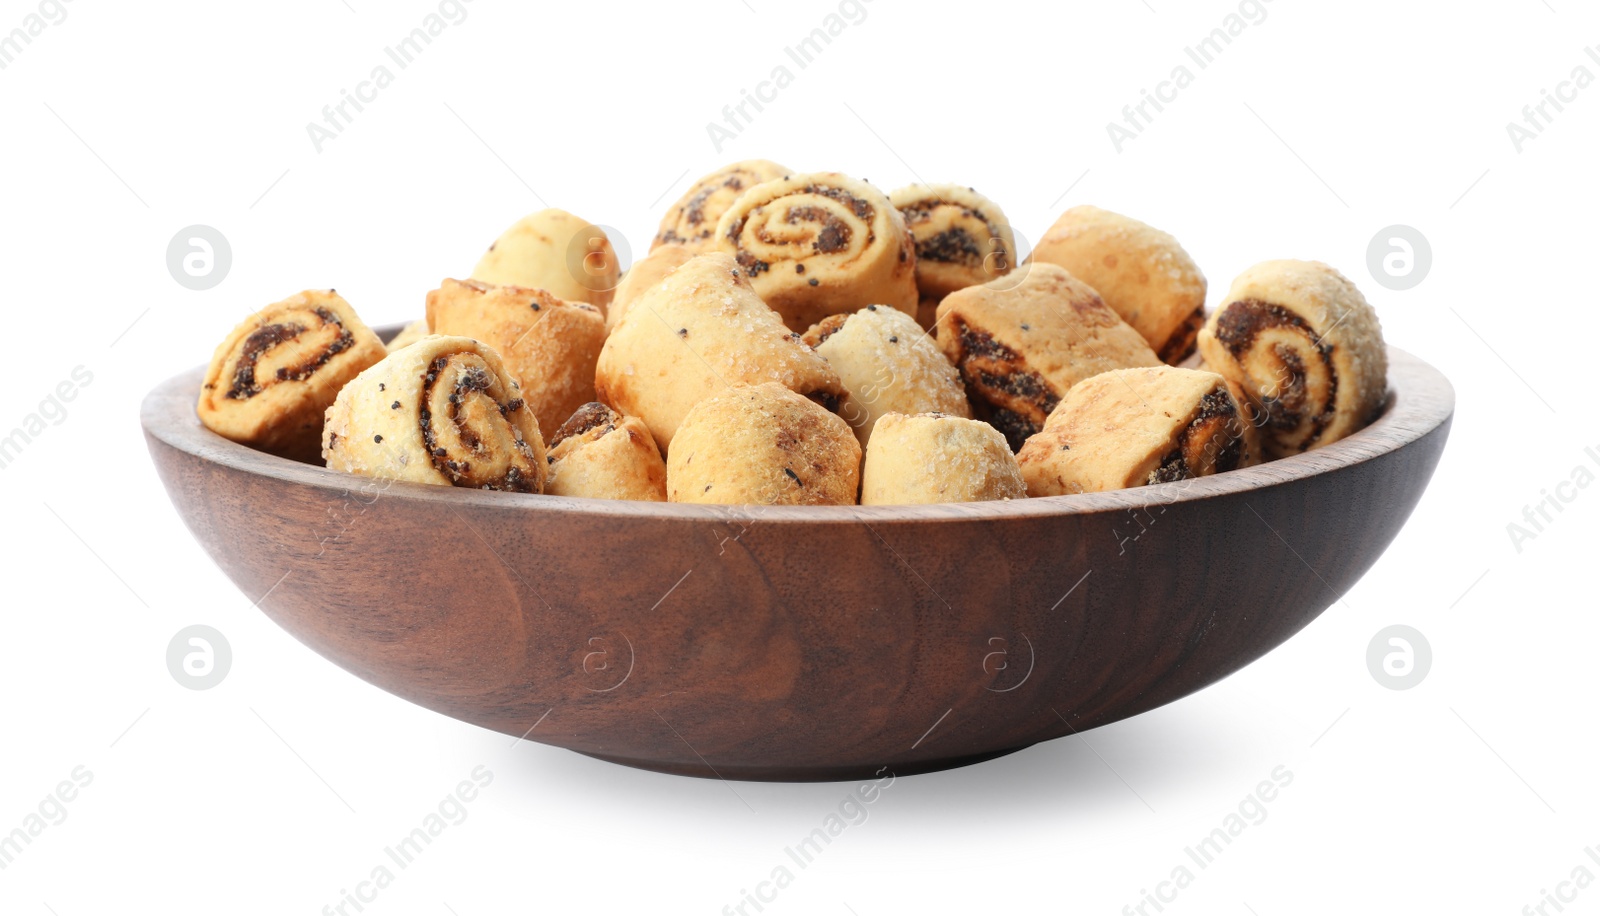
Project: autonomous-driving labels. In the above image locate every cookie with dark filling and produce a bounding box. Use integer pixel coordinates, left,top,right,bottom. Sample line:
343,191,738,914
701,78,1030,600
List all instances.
889,183,1016,302
1016,367,1258,495
1196,260,1387,458
426,278,607,442
934,262,1160,450
715,172,918,330
544,403,667,501
322,335,547,492
654,160,790,253
198,289,386,462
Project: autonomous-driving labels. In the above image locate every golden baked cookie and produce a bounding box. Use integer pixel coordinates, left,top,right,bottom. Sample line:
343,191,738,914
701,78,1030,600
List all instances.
860,412,1024,505
802,305,970,447
607,243,695,334
715,172,919,331
595,253,847,451
545,402,667,501
470,208,620,312
1029,205,1207,364
426,278,607,441
935,262,1161,450
1197,260,1387,458
322,335,546,492
889,183,1016,300
385,318,430,352
197,289,386,462
1017,366,1257,495
666,383,861,505
654,159,790,252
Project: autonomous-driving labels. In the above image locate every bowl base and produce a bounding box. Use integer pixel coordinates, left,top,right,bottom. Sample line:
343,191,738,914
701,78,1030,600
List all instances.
573,745,1033,783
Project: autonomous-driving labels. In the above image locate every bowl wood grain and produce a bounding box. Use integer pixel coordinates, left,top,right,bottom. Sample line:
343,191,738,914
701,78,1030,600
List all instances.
142,336,1452,781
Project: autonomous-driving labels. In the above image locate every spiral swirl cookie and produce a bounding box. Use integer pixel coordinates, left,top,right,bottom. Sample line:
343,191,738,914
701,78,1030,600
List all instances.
715,172,918,331
666,383,861,506
607,243,695,334
889,184,1016,301
802,305,970,447
595,253,847,451
197,290,386,462
322,335,546,492
1197,260,1387,458
471,208,620,311
426,278,606,441
1017,367,1257,496
861,413,1024,505
1029,206,1207,364
935,262,1161,450
545,403,667,501
654,159,790,252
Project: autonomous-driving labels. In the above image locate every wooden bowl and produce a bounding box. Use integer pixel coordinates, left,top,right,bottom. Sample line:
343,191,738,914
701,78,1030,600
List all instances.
142,338,1452,781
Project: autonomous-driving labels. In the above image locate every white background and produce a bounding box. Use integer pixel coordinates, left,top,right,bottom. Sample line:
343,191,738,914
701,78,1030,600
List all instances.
1,0,1596,913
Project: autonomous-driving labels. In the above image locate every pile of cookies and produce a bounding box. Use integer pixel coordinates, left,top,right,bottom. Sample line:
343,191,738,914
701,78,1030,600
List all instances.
195,160,1388,506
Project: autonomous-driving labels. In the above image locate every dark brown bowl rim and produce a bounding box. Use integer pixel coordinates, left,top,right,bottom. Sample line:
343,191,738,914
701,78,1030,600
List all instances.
141,344,1453,523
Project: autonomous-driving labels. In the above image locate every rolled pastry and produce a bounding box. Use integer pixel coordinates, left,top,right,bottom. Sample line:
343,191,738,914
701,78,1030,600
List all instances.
470,208,620,312
654,159,790,252
861,413,1024,505
802,305,970,447
545,403,667,501
1197,260,1387,458
607,243,695,334
426,279,607,441
1028,206,1207,364
666,383,861,506
595,253,847,451
197,289,386,462
386,318,430,352
715,172,919,330
889,183,1016,300
1016,367,1257,495
322,335,546,492
935,262,1161,450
